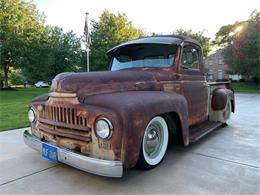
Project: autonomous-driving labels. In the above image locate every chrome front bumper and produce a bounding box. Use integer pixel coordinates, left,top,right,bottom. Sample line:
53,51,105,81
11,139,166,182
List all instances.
23,130,123,178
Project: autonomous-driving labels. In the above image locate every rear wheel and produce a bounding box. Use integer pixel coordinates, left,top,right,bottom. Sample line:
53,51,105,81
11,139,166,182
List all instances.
138,116,169,169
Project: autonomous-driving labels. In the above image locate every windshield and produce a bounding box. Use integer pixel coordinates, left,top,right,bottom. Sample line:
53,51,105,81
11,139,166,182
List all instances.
111,44,177,71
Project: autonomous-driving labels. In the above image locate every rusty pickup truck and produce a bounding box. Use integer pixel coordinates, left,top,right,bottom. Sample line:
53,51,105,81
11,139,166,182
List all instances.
24,35,235,177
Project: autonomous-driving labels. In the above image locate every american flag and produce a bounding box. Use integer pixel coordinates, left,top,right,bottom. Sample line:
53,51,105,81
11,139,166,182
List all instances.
83,13,91,48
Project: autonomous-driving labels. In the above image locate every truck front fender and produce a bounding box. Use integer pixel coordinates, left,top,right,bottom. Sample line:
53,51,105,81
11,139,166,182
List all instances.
84,91,189,168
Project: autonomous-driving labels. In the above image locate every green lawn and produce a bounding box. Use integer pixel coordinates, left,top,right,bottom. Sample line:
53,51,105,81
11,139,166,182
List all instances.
232,82,260,93
0,88,49,131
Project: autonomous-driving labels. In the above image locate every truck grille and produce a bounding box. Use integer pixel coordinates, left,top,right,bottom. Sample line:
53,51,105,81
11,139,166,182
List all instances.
39,105,88,128
37,105,91,142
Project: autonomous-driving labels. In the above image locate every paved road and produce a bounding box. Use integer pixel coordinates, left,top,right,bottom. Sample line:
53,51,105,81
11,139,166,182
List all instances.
0,93,260,195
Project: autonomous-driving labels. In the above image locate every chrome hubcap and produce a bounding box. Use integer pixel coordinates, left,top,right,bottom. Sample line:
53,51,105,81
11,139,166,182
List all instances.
144,122,163,159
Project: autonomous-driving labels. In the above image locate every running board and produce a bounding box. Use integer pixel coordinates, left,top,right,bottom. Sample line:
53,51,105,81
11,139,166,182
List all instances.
189,121,222,143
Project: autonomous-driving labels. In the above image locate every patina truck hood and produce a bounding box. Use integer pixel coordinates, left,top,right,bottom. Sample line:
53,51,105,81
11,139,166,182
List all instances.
50,70,160,100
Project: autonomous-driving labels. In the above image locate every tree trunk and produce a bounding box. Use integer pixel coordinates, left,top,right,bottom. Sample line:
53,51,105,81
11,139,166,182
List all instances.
3,66,9,88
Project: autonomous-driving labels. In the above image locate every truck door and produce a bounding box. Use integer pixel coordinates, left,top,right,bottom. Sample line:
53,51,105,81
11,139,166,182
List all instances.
179,44,208,126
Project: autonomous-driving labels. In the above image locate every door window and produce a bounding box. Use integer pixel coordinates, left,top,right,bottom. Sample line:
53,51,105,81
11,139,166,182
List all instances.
181,45,200,69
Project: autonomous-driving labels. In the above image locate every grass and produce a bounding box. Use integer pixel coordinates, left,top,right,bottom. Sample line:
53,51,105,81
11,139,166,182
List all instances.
232,82,260,93
0,87,49,131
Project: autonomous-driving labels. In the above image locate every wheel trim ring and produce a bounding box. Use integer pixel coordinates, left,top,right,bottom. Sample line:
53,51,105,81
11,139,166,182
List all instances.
142,116,169,166
144,123,163,159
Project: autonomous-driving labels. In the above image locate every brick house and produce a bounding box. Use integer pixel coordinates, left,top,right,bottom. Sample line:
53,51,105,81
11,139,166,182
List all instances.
205,49,229,81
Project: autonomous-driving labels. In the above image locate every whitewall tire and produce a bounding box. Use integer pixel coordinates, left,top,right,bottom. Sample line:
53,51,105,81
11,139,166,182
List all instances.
138,116,169,169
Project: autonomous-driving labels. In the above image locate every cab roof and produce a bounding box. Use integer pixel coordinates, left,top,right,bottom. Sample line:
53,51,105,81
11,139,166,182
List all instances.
106,35,200,56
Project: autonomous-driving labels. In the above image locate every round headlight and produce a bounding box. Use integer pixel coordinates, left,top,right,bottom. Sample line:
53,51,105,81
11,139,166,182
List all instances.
28,107,36,123
95,118,113,139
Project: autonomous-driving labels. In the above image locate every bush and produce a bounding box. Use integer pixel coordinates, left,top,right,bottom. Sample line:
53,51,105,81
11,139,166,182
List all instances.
252,77,260,83
9,69,25,86
216,79,229,82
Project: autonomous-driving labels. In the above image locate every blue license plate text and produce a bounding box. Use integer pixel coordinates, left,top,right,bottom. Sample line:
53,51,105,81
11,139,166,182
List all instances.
42,143,58,163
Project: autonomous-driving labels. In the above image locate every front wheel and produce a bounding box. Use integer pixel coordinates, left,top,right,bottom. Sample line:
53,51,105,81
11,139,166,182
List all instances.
138,116,169,169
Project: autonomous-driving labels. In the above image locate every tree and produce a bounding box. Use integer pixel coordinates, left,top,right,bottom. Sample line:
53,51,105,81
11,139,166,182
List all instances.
173,29,211,57
0,0,85,86
0,69,3,89
22,26,83,83
90,10,146,71
0,0,45,87
214,21,247,47
216,10,260,78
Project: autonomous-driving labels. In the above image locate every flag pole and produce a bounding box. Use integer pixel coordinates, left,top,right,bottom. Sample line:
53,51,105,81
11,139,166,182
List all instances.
85,12,90,72
87,45,90,72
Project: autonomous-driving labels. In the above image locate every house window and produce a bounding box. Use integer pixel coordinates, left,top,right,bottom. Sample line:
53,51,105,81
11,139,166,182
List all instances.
218,70,223,79
208,69,214,80
218,59,223,69
209,60,213,66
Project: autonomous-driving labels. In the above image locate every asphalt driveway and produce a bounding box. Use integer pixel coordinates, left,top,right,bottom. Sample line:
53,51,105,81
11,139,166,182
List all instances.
0,93,259,194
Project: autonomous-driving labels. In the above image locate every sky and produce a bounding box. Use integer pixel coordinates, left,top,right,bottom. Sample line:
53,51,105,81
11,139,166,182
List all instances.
34,0,259,39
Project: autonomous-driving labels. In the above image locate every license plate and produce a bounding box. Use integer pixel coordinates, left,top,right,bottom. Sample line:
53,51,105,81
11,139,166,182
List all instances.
42,143,58,163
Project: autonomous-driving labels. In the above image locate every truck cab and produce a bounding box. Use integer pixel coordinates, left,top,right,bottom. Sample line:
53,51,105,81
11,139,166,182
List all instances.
24,35,235,177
